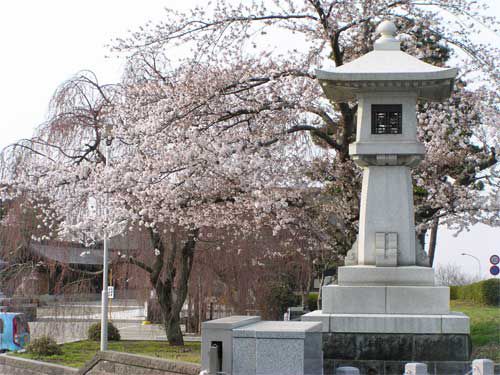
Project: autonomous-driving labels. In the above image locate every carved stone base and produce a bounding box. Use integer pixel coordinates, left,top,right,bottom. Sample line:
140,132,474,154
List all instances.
322,332,471,375
322,284,450,315
338,266,435,286
322,332,471,361
301,311,470,334
302,310,471,374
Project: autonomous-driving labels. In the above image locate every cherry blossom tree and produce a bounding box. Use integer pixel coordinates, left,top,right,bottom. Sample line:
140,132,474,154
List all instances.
1,67,317,344
111,0,499,261
2,0,499,343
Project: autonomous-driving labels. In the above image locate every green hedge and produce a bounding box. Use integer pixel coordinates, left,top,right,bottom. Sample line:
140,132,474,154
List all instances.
450,279,500,306
307,293,318,311
450,285,458,300
26,335,62,356
87,322,121,341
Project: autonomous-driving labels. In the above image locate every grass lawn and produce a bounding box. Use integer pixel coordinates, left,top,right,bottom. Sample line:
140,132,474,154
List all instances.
11,340,201,368
451,300,500,361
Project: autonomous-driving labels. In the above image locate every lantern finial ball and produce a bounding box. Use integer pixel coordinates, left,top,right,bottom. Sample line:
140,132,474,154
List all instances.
374,20,399,50
376,20,397,38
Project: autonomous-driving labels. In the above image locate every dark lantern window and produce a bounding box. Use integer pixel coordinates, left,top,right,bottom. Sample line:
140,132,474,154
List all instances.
371,104,402,134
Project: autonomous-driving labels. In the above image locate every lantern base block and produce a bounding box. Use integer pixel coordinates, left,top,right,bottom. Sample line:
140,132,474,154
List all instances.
302,310,471,373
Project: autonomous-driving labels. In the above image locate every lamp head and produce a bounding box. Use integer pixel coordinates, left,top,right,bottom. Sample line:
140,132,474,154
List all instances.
104,123,113,146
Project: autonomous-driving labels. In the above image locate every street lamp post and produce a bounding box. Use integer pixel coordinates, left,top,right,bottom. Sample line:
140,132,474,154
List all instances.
461,252,481,281
100,129,112,351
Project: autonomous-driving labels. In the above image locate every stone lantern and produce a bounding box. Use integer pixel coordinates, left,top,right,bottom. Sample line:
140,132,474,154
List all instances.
303,21,471,367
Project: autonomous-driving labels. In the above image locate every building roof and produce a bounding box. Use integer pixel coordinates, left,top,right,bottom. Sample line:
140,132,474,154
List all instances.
31,243,109,265
29,234,149,265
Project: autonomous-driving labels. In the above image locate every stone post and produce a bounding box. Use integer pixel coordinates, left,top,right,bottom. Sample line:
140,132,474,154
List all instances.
472,359,494,375
336,366,360,375
404,362,428,375
208,345,220,374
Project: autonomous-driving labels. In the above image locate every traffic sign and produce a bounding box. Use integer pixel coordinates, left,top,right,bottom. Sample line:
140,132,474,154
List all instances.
108,286,115,299
490,254,500,265
490,265,499,276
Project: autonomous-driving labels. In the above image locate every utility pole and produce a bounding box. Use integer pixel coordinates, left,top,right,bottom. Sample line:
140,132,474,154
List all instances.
100,129,112,351
461,252,482,281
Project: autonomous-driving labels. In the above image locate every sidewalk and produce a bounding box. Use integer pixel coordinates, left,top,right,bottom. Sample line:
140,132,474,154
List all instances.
118,323,201,341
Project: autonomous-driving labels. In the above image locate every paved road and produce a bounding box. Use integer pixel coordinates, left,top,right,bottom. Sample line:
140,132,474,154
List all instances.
30,321,200,344
28,301,201,344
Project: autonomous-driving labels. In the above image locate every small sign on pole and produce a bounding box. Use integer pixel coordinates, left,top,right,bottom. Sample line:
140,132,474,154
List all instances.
107,286,115,299
489,254,499,265
489,254,499,276
490,265,499,276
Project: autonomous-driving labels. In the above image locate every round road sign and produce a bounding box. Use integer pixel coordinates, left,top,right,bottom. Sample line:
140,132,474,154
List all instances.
490,265,500,276
490,254,500,265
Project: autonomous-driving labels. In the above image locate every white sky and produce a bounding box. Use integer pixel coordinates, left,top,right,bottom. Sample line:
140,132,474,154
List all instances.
0,0,498,279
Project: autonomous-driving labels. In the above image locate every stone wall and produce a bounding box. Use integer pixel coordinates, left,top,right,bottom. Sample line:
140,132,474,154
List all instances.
323,332,472,375
79,351,201,375
0,354,77,375
0,351,200,375
323,332,471,362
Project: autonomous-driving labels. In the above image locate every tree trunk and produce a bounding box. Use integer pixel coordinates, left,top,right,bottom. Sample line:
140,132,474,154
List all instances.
155,287,185,346
187,293,192,334
194,274,201,333
316,273,324,310
302,266,315,311
147,227,199,346
428,218,439,267
165,311,184,346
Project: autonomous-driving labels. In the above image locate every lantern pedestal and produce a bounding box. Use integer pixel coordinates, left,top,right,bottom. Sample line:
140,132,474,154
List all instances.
302,264,471,364
302,307,471,370
321,285,450,315
357,166,417,266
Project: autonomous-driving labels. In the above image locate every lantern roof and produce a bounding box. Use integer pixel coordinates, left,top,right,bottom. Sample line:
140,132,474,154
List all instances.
317,21,457,102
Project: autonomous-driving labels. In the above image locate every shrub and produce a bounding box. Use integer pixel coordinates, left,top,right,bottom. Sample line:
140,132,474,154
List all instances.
259,282,300,320
449,286,458,300
87,322,121,341
481,278,500,306
26,335,62,356
307,293,319,311
453,279,500,306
